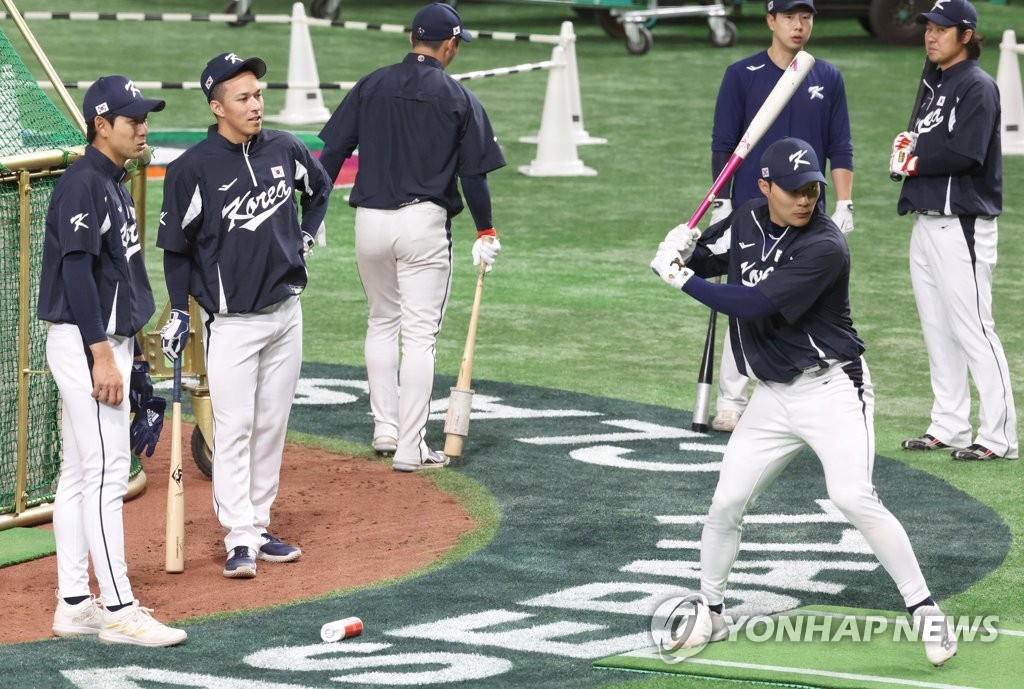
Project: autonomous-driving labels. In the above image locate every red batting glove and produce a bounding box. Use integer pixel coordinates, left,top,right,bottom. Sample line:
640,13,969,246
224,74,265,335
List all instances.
890,148,918,177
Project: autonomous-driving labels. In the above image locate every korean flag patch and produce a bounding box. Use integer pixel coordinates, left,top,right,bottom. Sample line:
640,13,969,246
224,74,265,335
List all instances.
271,165,285,179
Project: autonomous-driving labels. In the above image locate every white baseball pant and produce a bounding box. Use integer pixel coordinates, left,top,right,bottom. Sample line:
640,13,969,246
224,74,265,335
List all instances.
203,295,303,553
47,325,135,608
716,329,753,415
700,359,933,609
355,202,453,463
909,214,1018,457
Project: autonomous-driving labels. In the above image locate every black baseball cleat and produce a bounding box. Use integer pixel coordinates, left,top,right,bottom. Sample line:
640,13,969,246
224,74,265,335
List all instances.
951,444,1002,461
901,434,951,451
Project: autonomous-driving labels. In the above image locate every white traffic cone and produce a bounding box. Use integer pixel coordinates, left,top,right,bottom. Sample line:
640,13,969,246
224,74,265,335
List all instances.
518,45,597,177
997,30,1024,155
520,22,606,146
266,2,331,125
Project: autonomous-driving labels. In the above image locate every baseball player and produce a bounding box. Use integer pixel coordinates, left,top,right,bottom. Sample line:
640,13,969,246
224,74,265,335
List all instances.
317,2,506,472
157,53,333,578
891,0,1017,461
37,76,186,647
708,0,854,433
651,138,957,667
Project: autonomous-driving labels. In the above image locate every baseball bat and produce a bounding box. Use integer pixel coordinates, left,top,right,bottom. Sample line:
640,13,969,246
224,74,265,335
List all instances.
692,305,718,433
682,50,816,231
165,358,184,573
443,240,492,458
688,53,814,427
890,58,934,182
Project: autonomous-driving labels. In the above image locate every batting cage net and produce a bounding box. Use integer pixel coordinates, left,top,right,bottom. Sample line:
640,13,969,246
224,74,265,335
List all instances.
0,23,142,522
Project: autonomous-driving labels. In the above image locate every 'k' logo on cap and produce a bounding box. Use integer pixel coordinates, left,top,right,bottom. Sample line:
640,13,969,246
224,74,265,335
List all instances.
788,149,810,170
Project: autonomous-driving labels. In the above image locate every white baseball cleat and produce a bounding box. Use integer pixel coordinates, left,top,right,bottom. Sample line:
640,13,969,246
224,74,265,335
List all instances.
711,410,741,432
99,601,187,648
372,436,398,454
52,591,103,637
913,605,958,666
393,449,450,473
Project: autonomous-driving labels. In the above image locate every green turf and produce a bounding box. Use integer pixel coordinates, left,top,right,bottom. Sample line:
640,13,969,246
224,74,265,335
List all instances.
0,527,55,567
596,606,1024,689
3,1,1023,687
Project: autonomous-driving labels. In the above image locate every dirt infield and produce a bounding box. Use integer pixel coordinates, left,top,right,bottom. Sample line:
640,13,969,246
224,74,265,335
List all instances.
0,424,475,645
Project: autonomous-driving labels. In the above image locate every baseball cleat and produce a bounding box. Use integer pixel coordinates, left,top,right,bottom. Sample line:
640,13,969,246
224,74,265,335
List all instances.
99,601,187,648
708,611,730,642
393,449,450,473
257,532,302,562
711,410,741,433
223,546,257,578
912,605,957,666
951,444,1002,461
52,591,103,637
372,436,398,455
901,434,951,451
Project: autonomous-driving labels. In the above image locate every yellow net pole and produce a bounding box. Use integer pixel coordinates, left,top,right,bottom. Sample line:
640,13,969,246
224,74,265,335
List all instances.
14,169,32,515
0,0,87,135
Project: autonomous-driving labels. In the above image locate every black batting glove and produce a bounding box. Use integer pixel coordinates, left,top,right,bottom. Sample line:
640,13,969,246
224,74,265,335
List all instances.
130,396,166,457
129,360,154,414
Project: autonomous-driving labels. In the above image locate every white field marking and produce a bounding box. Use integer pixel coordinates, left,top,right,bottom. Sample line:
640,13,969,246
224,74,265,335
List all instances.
245,643,513,685
658,528,872,554
571,446,722,472
63,666,310,689
521,581,800,620
388,608,649,660
658,499,847,525
613,651,988,689
519,419,708,445
428,394,600,421
291,378,369,405
621,559,879,595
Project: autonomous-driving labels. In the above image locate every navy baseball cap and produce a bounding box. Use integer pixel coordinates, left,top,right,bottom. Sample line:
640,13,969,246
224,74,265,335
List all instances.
83,76,165,119
760,137,827,191
767,0,816,14
201,52,267,101
916,0,977,29
411,2,474,42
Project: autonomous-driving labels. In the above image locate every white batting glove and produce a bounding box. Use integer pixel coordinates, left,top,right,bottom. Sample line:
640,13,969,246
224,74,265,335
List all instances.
832,200,854,235
709,198,732,226
650,248,694,290
662,223,702,264
160,309,190,362
301,231,316,257
472,232,501,273
892,131,919,154
890,148,919,178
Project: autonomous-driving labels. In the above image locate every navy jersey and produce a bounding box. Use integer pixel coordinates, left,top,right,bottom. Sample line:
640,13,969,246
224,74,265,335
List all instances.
898,60,1001,217
318,53,506,216
157,126,332,314
689,200,864,383
712,52,853,206
38,145,155,335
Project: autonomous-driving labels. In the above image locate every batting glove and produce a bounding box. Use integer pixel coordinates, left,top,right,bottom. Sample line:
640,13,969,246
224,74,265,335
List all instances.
709,199,732,226
160,309,190,362
662,224,701,264
650,248,694,290
130,396,166,457
892,131,919,154
301,231,316,257
832,200,854,235
129,360,154,414
890,148,918,178
472,230,501,273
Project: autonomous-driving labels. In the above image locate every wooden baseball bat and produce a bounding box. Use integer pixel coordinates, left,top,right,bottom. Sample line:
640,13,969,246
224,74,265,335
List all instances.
890,58,935,182
443,241,492,458
165,358,184,573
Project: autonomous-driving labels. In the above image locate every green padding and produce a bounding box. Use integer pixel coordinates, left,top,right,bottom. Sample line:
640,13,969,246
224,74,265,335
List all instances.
595,606,1024,689
147,129,324,150
0,527,56,568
